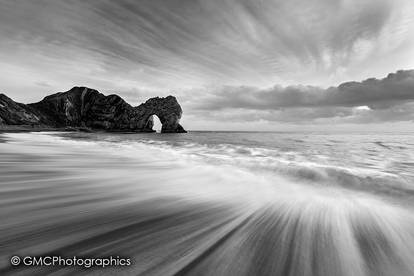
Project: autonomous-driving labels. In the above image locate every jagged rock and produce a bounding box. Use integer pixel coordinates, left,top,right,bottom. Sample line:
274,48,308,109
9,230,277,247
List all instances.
0,87,187,133
0,94,43,125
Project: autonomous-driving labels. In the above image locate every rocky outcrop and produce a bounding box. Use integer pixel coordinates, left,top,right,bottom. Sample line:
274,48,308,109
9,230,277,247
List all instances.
136,96,186,133
0,94,43,125
0,87,187,133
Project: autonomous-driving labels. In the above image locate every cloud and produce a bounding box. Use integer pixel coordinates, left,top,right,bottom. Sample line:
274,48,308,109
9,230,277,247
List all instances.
1,0,413,93
0,0,413,129
186,70,414,123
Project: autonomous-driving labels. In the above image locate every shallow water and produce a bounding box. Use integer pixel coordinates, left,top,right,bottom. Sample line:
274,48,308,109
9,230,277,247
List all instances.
0,131,413,275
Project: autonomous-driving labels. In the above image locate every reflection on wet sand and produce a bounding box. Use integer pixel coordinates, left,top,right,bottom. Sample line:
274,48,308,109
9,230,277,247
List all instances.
0,132,413,276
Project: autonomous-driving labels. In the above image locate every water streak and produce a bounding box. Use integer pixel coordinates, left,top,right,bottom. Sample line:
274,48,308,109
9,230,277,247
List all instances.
0,131,413,275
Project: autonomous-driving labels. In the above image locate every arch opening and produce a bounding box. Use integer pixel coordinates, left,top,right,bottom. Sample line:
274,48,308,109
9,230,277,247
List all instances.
152,115,162,133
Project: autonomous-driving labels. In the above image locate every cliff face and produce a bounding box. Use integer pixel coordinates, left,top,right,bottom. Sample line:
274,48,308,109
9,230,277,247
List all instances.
0,94,43,125
0,87,187,133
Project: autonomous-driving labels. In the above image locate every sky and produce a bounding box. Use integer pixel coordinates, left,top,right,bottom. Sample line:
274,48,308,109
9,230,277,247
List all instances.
0,0,414,131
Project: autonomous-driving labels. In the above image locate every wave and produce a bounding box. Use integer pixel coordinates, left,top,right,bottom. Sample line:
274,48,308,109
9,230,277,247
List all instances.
5,132,413,200
80,133,414,199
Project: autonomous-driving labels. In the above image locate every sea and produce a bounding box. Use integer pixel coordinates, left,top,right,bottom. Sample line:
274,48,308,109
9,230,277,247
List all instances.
0,130,413,276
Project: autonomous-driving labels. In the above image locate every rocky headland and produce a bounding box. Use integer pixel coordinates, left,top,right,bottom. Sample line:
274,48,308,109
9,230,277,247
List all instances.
0,87,186,133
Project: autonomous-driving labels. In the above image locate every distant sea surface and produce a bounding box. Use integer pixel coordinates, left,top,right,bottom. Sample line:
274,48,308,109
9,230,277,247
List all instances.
0,131,413,275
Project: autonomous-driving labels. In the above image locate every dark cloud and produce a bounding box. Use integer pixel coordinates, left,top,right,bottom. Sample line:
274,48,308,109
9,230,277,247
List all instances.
194,70,414,109
187,70,414,123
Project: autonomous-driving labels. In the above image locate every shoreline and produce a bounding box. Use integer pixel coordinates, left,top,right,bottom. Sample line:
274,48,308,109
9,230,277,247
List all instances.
0,125,158,134
0,125,65,133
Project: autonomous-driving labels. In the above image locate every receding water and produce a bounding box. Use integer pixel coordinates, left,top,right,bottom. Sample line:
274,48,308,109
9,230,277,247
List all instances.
0,131,413,275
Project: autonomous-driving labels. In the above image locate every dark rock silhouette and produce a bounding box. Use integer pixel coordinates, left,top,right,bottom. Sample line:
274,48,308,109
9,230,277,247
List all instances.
0,93,41,125
0,87,187,133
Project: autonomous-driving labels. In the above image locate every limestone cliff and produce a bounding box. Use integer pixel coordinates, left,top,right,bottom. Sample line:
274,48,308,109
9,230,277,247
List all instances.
0,87,187,133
